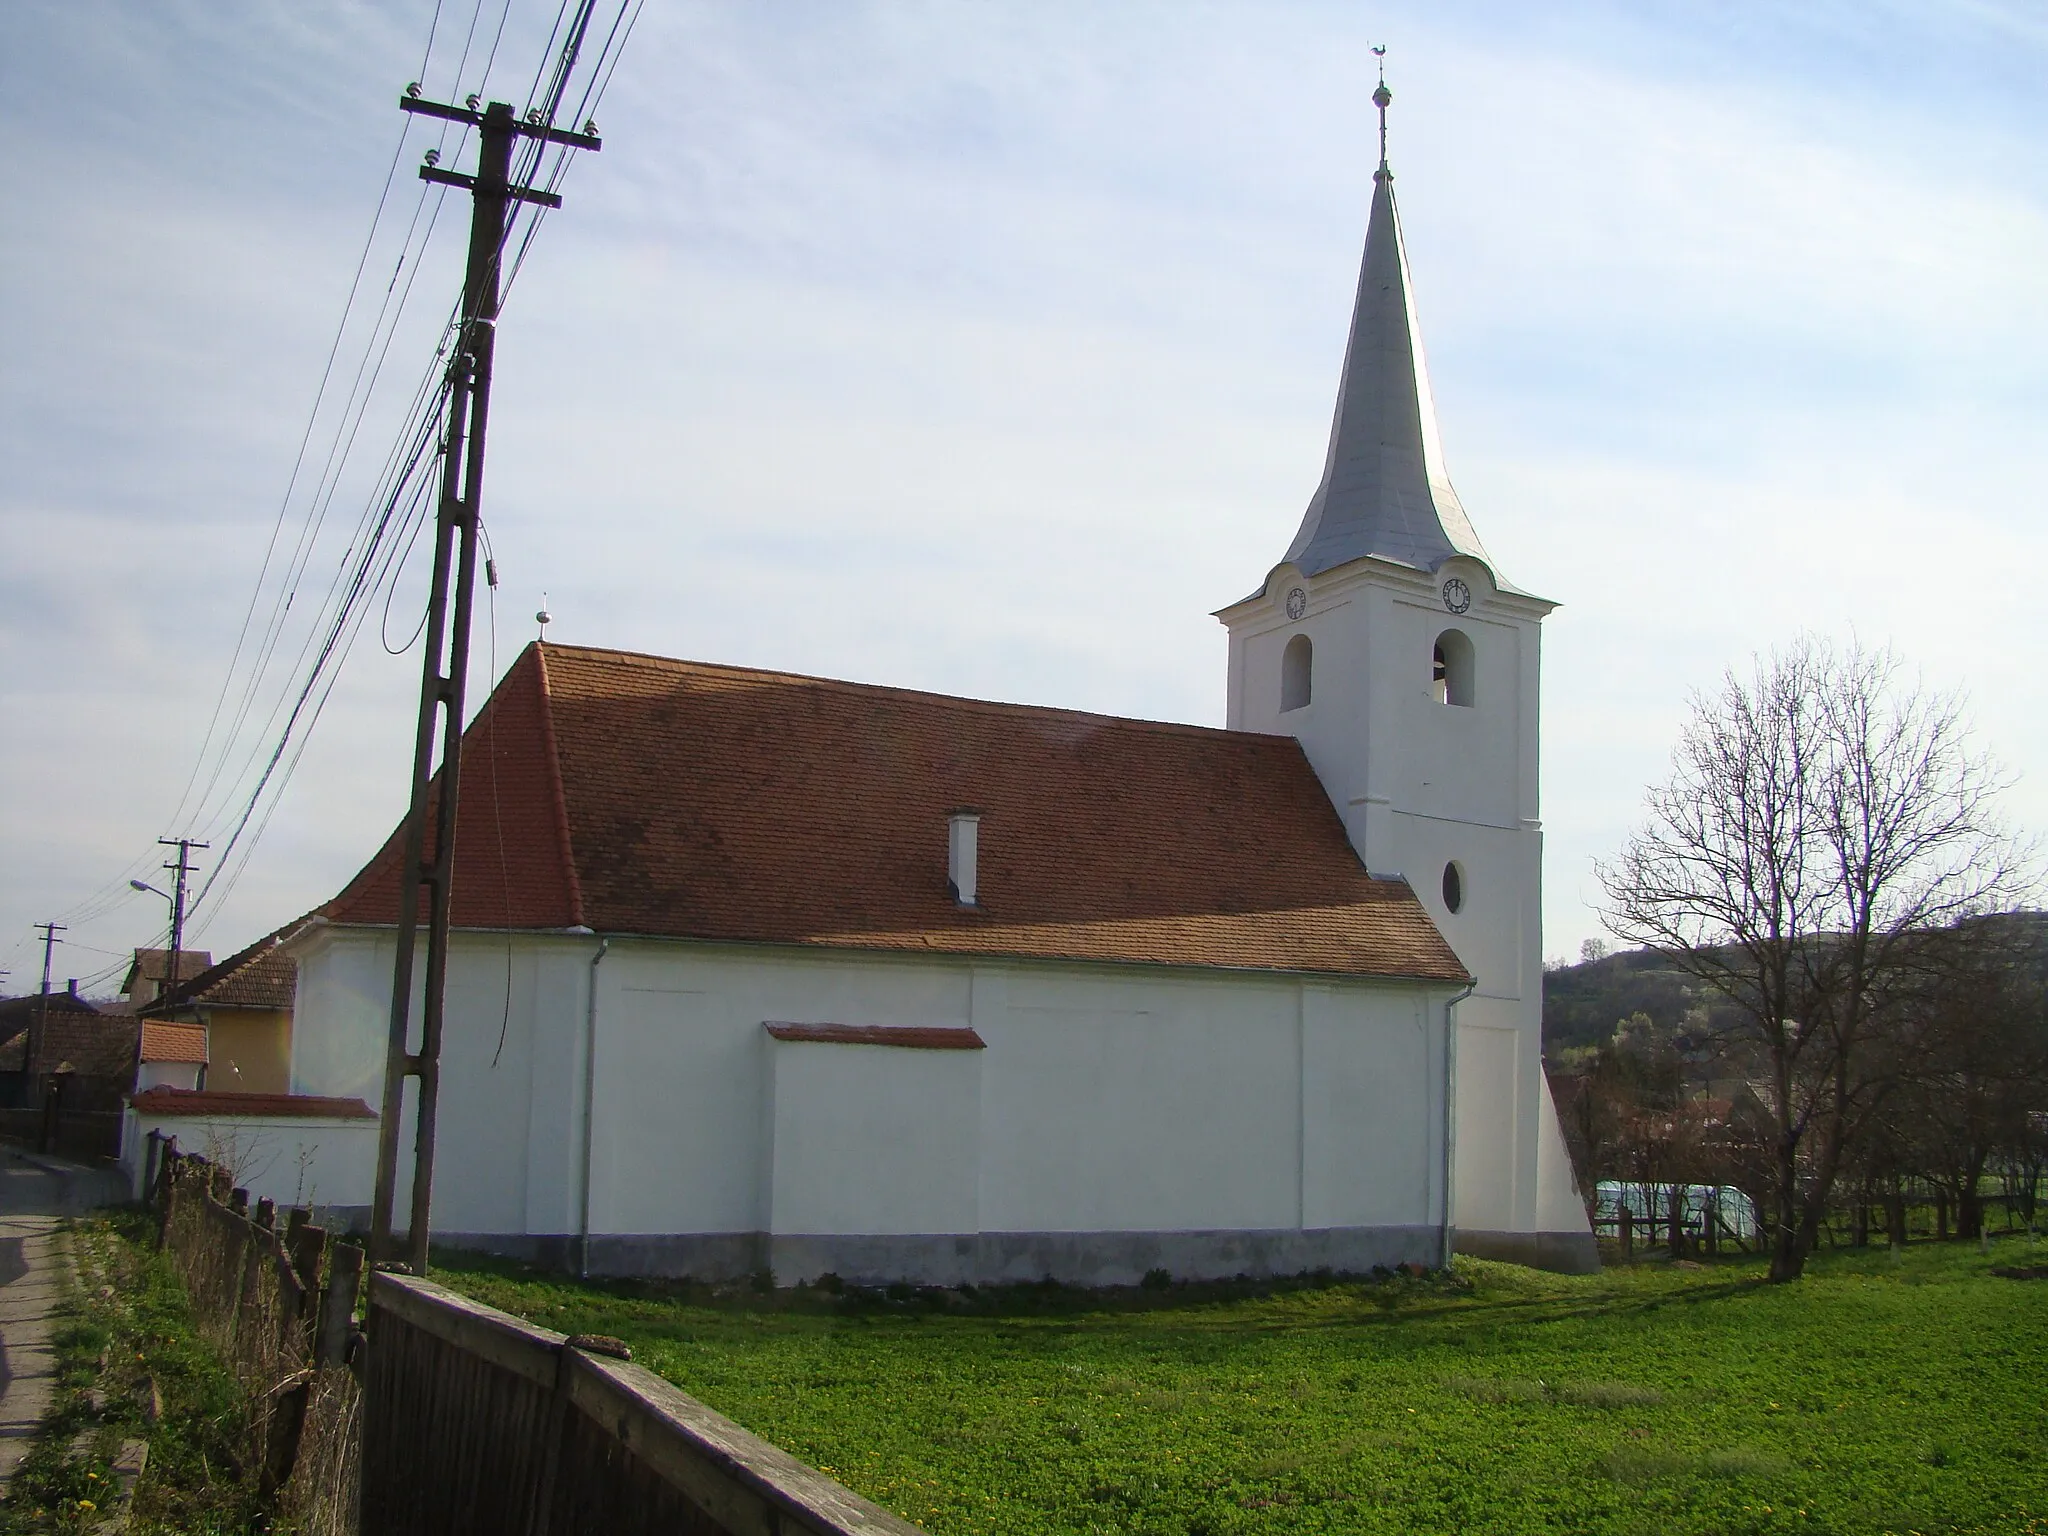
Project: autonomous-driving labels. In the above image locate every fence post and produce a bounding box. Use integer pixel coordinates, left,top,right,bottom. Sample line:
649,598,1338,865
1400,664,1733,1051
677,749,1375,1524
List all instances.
142,1130,162,1209
290,1224,328,1345
153,1139,179,1251
317,1243,364,1370
1619,1206,1633,1259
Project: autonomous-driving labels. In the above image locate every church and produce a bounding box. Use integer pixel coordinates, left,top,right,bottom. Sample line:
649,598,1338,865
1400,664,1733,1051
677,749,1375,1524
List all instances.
260,97,1596,1282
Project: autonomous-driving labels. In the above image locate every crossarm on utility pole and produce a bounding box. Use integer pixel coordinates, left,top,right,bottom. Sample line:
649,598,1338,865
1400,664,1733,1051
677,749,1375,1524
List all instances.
369,96,598,1277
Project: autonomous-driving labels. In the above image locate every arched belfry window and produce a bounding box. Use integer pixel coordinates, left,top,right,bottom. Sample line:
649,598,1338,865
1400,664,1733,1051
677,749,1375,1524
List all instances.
1281,634,1313,712
1442,861,1465,914
1433,629,1475,708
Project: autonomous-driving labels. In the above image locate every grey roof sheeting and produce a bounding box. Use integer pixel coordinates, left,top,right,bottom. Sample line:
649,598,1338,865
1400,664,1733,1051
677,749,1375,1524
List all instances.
1280,165,1510,589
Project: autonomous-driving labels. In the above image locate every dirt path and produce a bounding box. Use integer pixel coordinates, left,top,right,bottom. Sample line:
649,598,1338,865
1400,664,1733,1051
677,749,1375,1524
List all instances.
0,1149,122,1488
0,1154,69,1488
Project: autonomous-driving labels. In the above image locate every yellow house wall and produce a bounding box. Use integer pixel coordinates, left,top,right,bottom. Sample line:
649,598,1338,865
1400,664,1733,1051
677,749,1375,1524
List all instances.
201,1008,292,1095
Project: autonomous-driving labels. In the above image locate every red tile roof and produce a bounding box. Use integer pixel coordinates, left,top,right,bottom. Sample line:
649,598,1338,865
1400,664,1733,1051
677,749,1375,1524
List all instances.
152,932,297,1014
129,1088,376,1120
124,949,213,990
0,1003,138,1079
765,1023,986,1050
321,643,1467,984
140,1021,208,1064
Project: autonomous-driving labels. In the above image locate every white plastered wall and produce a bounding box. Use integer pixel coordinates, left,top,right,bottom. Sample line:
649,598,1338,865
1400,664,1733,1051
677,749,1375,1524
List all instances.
1220,557,1591,1261
122,1106,377,1213
286,925,1455,1261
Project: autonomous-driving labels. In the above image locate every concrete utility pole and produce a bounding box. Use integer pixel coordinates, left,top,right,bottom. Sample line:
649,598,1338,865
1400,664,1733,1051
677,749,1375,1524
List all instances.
370,90,599,1276
30,922,63,1080
157,837,209,1001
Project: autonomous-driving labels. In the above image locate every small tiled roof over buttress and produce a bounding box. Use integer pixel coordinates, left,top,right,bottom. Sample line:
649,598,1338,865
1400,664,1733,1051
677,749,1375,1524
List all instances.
141,1020,208,1064
321,643,1468,983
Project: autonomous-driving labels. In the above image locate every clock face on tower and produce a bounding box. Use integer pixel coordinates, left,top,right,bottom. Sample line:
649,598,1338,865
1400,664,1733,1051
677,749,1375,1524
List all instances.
1441,577,1471,615
1285,587,1308,620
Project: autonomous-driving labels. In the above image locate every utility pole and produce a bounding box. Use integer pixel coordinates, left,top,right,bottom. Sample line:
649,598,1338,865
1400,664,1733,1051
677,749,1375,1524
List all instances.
370,90,599,1275
157,837,209,1002
31,922,64,1081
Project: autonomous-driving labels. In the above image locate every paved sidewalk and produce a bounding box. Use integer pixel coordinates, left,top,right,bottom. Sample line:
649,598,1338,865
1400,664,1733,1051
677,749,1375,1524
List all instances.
0,1151,92,1488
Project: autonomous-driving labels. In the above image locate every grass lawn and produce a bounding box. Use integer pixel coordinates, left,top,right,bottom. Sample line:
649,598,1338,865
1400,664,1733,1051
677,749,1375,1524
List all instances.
434,1237,2048,1536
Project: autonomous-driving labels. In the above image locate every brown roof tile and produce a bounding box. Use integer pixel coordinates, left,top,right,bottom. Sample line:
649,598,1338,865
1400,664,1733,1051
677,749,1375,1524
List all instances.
141,1020,208,1064
0,1012,139,1080
765,1022,987,1050
322,644,1468,984
129,1088,376,1119
124,949,213,989
153,933,298,1014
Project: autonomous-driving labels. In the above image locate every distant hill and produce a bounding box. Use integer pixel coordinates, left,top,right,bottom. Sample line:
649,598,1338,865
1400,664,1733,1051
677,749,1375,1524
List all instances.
1543,911,2048,1059
1541,948,1723,1057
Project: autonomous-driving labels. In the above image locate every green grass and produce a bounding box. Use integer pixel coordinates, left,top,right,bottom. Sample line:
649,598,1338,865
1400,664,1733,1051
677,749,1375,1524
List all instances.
433,1238,2048,1536
0,1212,266,1535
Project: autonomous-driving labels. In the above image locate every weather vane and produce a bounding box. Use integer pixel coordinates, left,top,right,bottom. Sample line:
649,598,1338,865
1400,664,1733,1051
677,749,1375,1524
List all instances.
1371,45,1392,175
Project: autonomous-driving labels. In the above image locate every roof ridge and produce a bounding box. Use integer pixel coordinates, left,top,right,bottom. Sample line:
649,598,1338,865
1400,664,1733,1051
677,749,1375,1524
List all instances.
531,644,586,927
538,642,1292,747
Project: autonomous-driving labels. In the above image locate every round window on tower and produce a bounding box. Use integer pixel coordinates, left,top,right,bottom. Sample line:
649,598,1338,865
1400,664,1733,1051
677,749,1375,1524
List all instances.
1442,861,1465,915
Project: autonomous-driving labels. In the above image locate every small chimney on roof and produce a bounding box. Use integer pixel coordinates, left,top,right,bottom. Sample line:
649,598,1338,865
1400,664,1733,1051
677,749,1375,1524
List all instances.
948,811,981,908
66,979,78,998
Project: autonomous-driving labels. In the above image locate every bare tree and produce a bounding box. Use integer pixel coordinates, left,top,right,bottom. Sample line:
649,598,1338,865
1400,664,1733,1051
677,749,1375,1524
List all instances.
1598,637,2018,1281
1894,950,2048,1239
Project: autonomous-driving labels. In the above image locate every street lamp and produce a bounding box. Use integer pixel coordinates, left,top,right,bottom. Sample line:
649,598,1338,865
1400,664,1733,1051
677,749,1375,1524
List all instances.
130,879,188,1004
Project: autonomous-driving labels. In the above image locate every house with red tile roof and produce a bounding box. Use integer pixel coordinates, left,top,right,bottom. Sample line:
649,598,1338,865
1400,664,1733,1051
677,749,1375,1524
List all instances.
278,111,1593,1281
121,948,213,1012
145,934,298,1094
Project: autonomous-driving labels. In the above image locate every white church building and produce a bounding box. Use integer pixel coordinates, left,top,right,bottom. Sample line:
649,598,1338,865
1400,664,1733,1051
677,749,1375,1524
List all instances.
236,108,1595,1282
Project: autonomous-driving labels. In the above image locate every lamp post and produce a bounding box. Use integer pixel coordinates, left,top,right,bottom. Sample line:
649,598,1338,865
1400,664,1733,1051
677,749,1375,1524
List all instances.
130,878,184,1007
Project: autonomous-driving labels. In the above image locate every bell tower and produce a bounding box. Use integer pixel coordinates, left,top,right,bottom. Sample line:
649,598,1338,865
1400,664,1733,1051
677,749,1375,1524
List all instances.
1215,70,1594,1271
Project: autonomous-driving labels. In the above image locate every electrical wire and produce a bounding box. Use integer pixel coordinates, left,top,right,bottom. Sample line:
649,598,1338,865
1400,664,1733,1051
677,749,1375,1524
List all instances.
53,0,646,963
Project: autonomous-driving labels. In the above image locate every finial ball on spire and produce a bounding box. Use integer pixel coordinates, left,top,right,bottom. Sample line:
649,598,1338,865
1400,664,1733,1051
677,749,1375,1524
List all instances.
1373,81,1392,110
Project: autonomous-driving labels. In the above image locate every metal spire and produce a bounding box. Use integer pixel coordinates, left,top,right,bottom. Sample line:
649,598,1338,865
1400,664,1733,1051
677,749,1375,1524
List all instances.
1272,57,1518,590
1373,45,1391,179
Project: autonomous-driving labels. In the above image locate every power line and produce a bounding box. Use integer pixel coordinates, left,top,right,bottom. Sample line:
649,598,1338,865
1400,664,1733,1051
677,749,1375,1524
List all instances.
60,0,643,967
52,1,471,938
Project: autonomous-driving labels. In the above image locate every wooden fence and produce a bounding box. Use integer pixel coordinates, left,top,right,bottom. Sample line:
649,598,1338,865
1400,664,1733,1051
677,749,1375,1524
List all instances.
360,1273,922,1536
148,1135,922,1536
151,1136,365,1532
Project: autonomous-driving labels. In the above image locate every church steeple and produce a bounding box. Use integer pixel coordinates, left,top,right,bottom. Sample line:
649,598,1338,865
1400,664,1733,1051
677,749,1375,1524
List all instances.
1279,71,1501,584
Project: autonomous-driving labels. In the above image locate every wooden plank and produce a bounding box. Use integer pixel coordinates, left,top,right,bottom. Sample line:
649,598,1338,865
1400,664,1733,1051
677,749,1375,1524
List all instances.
563,1351,925,1536
370,1274,565,1390
317,1243,362,1370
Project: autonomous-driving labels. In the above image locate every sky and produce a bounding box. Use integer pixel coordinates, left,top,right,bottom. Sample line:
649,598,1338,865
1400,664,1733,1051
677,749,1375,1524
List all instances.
3,0,2045,995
